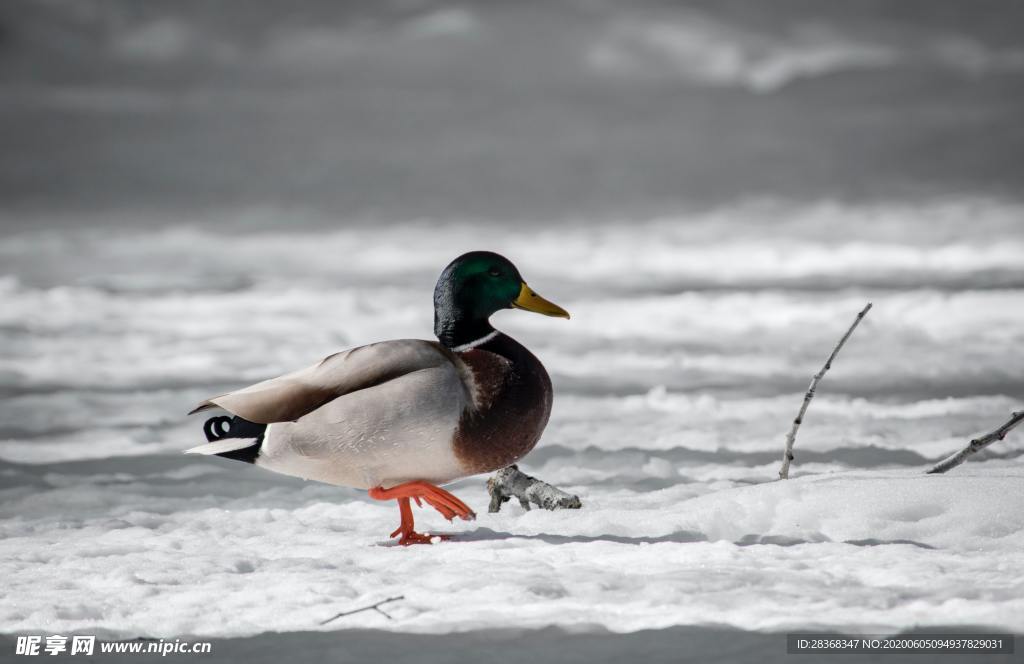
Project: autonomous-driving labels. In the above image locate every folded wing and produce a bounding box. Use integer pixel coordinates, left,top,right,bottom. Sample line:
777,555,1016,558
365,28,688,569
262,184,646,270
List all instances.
188,340,458,424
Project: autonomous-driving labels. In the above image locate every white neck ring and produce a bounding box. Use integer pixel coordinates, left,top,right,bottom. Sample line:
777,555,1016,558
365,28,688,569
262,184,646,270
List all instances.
452,330,499,353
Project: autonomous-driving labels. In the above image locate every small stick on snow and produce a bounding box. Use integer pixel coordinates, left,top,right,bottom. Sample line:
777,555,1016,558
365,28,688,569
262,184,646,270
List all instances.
778,303,872,480
487,464,582,513
320,595,404,625
925,411,1024,475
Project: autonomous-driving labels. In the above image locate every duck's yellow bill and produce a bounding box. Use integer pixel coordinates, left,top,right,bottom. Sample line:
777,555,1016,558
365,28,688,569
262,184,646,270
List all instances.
512,282,570,319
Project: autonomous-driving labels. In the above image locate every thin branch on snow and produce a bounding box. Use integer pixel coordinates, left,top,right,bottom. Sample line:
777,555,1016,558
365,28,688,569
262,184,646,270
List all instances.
487,464,582,513
925,411,1024,475
778,303,872,480
320,595,404,625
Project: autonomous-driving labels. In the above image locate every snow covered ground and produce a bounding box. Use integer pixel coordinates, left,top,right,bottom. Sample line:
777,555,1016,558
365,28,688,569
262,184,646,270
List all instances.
2,462,1024,639
1,200,1023,656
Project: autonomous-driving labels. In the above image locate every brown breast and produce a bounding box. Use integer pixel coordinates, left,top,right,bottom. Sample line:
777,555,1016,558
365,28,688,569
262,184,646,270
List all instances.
451,333,553,474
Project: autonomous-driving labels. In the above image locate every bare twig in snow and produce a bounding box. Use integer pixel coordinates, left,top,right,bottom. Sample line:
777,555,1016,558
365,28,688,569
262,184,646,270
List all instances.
925,411,1024,475
320,595,404,625
778,303,872,480
487,464,582,513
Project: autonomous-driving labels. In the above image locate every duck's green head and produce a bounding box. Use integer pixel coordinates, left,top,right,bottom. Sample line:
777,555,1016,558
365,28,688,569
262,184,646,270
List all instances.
433,251,569,347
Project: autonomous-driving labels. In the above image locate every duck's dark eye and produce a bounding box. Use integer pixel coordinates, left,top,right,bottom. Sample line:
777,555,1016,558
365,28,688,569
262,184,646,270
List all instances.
488,268,501,277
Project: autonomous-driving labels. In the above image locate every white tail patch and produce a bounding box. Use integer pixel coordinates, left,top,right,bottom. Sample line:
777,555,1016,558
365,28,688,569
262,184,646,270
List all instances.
184,439,257,456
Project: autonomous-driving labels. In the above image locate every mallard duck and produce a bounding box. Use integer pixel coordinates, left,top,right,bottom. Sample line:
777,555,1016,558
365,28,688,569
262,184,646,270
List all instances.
186,251,568,545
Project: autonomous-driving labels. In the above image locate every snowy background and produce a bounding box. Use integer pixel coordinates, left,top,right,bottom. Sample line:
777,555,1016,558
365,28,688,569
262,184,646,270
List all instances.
2,1,1024,662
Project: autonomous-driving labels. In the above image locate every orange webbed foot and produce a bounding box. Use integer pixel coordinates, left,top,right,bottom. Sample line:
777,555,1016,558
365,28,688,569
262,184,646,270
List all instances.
370,483,474,545
395,530,438,546
369,481,476,522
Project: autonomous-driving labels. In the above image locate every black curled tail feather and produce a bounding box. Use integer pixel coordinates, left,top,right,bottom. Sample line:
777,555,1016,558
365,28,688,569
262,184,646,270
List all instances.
201,415,266,464
203,416,234,442
203,415,266,442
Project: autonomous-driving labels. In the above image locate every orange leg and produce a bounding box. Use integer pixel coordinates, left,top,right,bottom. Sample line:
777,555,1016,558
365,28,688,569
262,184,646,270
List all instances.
368,481,476,546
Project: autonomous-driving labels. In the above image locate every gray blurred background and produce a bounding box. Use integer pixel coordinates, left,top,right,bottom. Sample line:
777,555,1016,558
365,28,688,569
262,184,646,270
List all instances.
3,0,1024,645
2,0,1023,229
